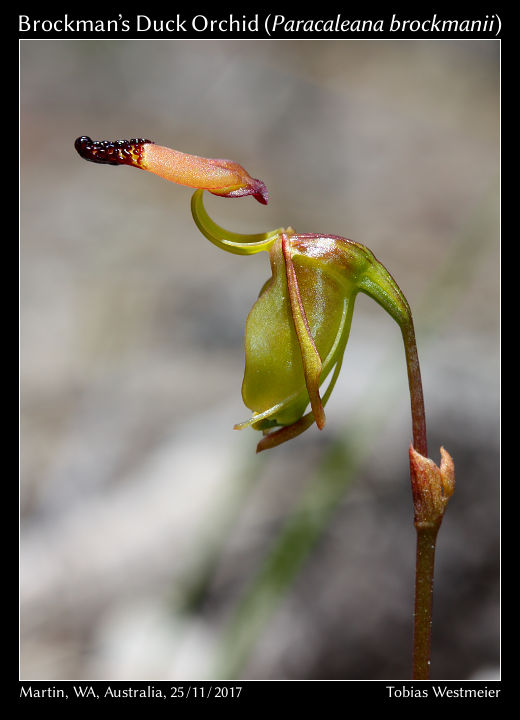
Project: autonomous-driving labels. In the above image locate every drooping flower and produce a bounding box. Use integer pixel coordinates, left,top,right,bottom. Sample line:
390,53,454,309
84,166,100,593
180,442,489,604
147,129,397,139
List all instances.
75,137,455,682
191,190,411,451
75,138,412,452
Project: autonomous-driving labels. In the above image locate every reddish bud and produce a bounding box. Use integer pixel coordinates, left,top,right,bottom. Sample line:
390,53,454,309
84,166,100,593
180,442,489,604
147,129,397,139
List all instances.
409,445,455,528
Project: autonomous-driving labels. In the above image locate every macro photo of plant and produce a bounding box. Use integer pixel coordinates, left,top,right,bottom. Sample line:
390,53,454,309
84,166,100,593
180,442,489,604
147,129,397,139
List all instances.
20,38,499,681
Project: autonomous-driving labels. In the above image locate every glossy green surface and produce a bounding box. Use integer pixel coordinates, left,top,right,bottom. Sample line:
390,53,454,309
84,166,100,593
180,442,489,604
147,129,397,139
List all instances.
191,191,411,447
242,236,351,428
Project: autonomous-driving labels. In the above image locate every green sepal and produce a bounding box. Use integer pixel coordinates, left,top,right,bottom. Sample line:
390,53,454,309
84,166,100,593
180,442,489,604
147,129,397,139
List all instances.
189,192,412,450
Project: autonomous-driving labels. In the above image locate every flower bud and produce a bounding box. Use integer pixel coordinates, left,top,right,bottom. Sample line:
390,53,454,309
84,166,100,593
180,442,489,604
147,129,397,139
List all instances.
409,445,455,528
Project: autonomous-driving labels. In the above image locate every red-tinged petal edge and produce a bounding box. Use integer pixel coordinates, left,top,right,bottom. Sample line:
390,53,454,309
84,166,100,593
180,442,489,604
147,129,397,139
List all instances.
210,178,269,205
256,412,316,453
282,235,326,429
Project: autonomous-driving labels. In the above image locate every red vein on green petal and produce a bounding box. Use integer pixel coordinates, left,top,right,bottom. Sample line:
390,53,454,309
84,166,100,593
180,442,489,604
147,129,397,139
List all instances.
282,234,326,430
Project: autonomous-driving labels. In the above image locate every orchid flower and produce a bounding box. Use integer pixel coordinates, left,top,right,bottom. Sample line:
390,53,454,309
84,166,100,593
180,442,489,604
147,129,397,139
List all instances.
75,137,454,679
75,137,414,453
191,190,412,452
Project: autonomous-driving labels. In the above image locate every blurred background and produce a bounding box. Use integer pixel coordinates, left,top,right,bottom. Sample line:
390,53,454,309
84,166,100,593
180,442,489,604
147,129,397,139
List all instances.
20,40,499,680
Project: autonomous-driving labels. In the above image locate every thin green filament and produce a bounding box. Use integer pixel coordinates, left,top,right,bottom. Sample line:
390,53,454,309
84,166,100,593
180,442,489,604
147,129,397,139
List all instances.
191,189,282,256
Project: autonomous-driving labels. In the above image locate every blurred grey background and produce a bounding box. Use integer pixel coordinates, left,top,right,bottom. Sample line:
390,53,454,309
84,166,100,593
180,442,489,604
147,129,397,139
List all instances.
20,40,499,680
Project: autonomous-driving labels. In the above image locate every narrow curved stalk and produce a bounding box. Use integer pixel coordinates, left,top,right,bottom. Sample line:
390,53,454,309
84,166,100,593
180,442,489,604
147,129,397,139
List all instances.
190,189,282,255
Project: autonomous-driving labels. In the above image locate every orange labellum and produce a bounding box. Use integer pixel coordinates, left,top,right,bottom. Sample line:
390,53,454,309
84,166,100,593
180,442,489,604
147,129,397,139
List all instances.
74,136,268,204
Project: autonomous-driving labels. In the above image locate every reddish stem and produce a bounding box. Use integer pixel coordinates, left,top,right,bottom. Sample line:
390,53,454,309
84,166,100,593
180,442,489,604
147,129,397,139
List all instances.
412,523,440,679
401,318,439,680
401,319,427,457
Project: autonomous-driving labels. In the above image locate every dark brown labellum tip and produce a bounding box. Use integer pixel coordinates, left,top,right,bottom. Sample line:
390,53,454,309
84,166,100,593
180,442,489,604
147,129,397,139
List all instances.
74,136,153,168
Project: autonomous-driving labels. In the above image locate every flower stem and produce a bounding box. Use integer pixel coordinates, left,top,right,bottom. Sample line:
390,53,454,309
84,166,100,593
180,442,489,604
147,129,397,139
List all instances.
401,319,427,457
412,522,440,679
401,318,442,680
